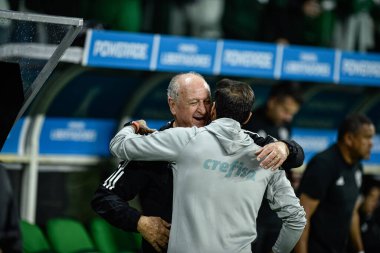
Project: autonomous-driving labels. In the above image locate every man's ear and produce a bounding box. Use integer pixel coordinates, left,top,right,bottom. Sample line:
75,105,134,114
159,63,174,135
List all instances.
210,102,217,120
344,132,354,147
242,112,252,125
168,97,176,115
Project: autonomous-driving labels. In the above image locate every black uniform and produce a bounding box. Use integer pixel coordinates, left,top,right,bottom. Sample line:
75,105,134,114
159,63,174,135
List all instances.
358,206,380,253
91,120,304,253
298,144,363,253
244,106,291,140
244,105,292,253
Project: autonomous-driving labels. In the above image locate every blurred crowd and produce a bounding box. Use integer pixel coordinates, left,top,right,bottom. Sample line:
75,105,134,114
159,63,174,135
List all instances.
2,0,380,52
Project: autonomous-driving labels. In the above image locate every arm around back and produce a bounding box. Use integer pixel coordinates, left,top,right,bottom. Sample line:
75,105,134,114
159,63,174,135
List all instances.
280,140,305,170
110,125,194,162
245,132,305,170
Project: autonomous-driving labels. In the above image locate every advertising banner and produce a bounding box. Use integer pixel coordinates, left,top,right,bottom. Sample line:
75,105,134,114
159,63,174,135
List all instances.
0,118,26,154
220,40,276,78
156,35,217,74
281,46,335,83
340,52,380,86
83,30,154,70
83,30,380,86
39,118,116,156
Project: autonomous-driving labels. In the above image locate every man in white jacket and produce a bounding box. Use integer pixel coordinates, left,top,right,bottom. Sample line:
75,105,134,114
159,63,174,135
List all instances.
109,78,306,253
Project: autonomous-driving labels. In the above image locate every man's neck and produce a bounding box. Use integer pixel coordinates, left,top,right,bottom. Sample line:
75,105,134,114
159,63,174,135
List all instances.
337,142,357,165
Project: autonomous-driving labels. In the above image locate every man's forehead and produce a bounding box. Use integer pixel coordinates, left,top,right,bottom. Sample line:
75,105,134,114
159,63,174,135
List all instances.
179,87,210,102
182,90,210,101
183,76,208,87
180,79,209,92
353,123,376,136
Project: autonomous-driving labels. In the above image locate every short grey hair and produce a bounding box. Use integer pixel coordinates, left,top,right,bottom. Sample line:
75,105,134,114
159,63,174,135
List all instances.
167,72,209,101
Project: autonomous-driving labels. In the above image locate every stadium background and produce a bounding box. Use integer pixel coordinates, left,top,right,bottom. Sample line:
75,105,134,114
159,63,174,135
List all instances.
1,0,380,251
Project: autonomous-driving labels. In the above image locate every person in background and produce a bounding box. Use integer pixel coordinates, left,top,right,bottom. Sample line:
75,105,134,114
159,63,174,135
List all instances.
107,78,306,253
222,0,299,44
295,114,375,253
244,81,303,141
0,164,22,253
168,0,224,38
92,72,305,252
244,81,304,253
350,175,380,253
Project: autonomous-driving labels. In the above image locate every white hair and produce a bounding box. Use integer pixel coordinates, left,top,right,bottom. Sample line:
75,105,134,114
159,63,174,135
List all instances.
167,72,210,101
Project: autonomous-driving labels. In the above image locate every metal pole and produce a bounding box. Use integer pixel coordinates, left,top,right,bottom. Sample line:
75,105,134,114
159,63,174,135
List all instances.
0,9,83,26
17,25,82,120
20,114,44,223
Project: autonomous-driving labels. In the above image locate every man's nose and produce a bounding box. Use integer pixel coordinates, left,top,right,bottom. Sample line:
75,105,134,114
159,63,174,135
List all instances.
197,102,207,114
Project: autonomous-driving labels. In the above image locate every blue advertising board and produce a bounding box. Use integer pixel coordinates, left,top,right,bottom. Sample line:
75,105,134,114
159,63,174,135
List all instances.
145,119,168,130
368,135,380,165
39,118,117,156
292,128,337,164
1,118,26,154
156,35,217,74
293,128,380,166
0,118,177,157
220,40,277,78
83,30,155,70
281,46,335,82
83,29,380,86
339,52,380,86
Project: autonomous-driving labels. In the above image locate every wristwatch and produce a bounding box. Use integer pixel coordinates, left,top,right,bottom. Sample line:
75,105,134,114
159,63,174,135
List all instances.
123,121,140,133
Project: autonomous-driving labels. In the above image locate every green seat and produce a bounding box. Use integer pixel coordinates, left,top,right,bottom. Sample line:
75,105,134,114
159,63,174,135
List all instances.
20,220,54,253
46,218,98,253
90,218,142,253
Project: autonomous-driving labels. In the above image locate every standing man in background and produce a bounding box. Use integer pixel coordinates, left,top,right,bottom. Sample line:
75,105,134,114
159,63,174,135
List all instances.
244,81,304,253
92,73,305,252
295,114,375,253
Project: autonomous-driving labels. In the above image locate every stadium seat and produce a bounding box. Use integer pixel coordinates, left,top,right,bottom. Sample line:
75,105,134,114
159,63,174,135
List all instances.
20,220,54,253
46,218,98,253
90,218,142,253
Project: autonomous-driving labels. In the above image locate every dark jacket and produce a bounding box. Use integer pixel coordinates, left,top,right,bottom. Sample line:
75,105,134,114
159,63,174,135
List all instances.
0,166,22,253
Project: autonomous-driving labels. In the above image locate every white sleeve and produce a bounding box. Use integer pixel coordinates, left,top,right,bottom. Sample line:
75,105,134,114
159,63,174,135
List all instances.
265,171,307,253
109,126,195,162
